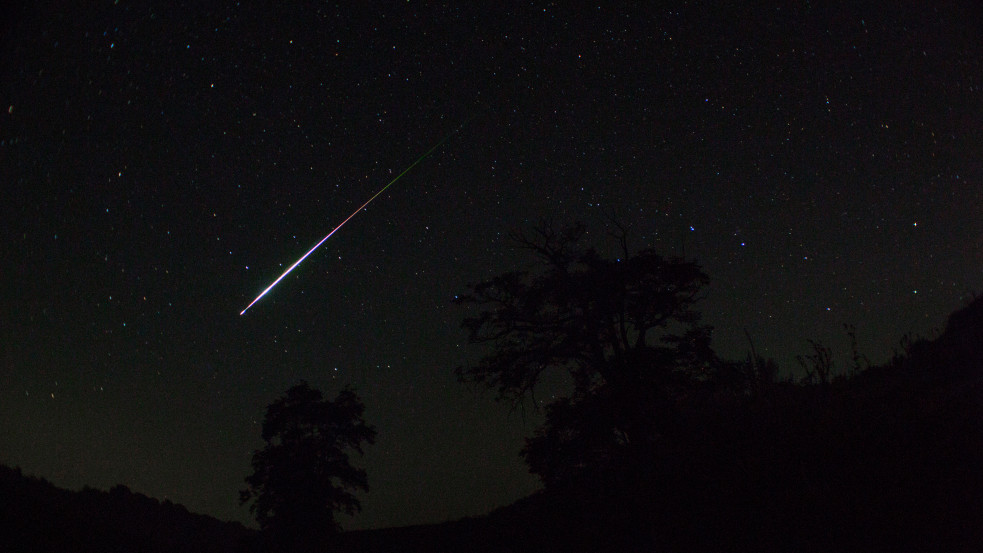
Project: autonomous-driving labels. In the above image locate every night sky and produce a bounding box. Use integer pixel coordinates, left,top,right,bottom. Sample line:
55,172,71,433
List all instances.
2,1,981,530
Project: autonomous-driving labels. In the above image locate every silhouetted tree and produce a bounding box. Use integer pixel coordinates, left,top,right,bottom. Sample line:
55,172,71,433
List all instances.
454,221,715,484
241,382,375,551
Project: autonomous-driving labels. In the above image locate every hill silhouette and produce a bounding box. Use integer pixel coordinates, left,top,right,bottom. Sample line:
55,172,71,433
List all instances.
339,295,983,552
4,296,983,552
0,465,252,553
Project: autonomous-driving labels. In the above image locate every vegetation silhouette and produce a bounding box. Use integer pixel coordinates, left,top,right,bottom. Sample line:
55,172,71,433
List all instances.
240,381,375,552
6,223,983,552
446,222,983,552
454,220,718,486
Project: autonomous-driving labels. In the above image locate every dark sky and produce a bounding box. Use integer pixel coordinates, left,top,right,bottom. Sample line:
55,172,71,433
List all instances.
2,1,981,530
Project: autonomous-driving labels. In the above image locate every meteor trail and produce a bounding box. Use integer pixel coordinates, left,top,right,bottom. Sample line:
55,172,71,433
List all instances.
240,132,454,315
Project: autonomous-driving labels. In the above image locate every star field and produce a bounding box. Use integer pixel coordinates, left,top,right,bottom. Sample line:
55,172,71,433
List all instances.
1,1,982,530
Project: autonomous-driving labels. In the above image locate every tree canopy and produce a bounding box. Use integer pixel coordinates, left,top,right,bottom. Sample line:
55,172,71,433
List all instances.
454,221,716,484
240,382,375,550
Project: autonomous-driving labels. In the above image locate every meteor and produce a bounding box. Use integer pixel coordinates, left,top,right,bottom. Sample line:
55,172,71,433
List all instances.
240,132,454,315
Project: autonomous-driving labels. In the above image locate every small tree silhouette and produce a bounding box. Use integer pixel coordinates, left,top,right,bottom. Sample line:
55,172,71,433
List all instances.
241,381,375,551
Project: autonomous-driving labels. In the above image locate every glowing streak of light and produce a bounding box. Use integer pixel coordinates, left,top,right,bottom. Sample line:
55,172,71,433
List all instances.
240,134,452,315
